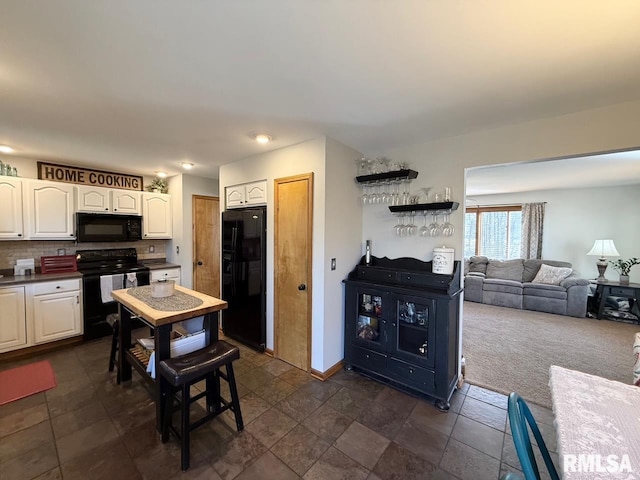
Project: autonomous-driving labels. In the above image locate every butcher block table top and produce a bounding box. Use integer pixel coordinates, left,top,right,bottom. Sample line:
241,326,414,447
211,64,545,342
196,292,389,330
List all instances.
111,284,227,327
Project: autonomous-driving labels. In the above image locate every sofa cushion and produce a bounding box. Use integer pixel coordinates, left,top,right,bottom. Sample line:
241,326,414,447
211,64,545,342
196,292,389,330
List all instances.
532,264,573,285
469,256,489,274
483,278,523,295
485,259,524,282
523,283,567,300
523,259,572,283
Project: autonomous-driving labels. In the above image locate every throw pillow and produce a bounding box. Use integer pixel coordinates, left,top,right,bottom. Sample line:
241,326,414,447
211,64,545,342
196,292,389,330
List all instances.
531,263,572,285
634,332,640,387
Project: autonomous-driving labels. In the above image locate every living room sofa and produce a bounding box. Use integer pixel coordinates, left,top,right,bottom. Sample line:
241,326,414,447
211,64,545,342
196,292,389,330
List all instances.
464,257,590,317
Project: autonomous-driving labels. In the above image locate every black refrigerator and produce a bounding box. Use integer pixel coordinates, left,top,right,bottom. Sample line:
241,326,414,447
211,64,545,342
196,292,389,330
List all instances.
221,207,267,351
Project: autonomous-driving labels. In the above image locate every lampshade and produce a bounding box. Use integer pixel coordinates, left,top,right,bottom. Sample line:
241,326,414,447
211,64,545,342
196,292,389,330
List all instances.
587,239,620,258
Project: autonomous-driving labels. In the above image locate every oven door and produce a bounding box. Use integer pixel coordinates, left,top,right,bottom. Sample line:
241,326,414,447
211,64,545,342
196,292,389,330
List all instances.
76,213,142,242
82,268,150,339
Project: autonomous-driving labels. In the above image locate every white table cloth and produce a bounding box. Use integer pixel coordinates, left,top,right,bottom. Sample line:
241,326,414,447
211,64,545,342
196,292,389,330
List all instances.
549,365,640,479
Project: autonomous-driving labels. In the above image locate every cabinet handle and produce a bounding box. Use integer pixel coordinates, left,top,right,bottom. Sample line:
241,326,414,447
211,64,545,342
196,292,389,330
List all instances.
407,275,411,280
409,368,414,374
56,286,61,289
392,322,396,327
17,234,22,237
76,296,79,304
105,208,108,211
114,208,117,211
365,354,370,359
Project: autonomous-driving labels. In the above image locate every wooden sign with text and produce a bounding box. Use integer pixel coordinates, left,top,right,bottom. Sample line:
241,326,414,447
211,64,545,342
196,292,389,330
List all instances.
37,162,143,191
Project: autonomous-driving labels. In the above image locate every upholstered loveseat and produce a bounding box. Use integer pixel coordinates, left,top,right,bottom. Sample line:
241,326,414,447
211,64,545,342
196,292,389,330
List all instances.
464,257,590,318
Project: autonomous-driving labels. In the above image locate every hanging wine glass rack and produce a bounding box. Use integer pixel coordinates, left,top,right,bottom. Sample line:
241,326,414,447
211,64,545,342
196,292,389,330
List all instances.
388,202,459,213
355,169,418,184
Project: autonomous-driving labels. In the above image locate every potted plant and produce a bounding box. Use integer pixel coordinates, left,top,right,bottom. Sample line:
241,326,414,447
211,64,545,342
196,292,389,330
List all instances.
609,257,640,284
146,177,168,194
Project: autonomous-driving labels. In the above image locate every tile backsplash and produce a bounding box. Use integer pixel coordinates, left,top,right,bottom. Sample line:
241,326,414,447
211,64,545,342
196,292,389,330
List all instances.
0,240,168,270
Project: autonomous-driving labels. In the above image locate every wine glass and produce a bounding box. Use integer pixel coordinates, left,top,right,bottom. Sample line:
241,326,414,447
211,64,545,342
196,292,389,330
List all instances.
428,212,441,237
394,214,405,236
419,212,430,237
442,214,455,236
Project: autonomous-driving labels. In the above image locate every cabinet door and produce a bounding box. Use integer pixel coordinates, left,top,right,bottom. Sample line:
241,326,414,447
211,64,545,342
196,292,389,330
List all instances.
226,185,245,209
0,177,24,239
391,293,437,368
25,180,75,239
112,190,141,214
245,180,267,206
142,193,172,238
33,291,82,343
77,185,110,212
0,286,27,352
150,267,181,285
348,287,389,352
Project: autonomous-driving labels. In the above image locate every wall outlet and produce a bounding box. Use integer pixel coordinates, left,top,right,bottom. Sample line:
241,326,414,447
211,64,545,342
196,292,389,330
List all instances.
57,248,66,256
148,245,155,253
331,258,336,270
176,246,180,254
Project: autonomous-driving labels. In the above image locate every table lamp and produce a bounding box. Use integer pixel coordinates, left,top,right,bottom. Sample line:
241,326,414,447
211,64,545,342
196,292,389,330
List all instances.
587,239,619,282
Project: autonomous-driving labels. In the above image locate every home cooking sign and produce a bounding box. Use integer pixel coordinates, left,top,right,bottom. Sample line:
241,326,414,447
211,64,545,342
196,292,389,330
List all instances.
37,162,143,191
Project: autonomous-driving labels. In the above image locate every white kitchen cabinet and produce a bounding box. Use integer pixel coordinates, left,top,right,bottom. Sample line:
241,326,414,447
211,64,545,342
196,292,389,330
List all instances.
24,180,75,240
0,177,24,240
142,192,172,239
77,186,142,214
225,180,267,209
0,286,27,353
150,267,181,285
112,190,142,214
32,279,82,344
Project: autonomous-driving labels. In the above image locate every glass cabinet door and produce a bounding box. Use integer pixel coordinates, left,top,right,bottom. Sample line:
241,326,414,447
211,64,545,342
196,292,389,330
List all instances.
393,295,436,367
354,290,386,348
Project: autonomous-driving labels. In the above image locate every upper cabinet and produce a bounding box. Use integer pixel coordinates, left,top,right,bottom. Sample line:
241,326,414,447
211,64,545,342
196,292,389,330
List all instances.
226,180,267,209
23,180,75,240
0,177,24,239
77,185,141,214
142,192,172,239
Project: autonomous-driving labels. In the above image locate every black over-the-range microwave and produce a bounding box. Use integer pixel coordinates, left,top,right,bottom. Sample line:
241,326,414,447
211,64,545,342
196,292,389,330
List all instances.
76,213,143,242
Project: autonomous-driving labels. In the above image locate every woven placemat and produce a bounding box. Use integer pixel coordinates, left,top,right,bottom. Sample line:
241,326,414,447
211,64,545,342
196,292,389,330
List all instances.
127,286,203,311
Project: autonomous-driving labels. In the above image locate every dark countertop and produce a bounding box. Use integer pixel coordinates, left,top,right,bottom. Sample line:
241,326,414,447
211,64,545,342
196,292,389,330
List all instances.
0,271,83,287
140,260,181,270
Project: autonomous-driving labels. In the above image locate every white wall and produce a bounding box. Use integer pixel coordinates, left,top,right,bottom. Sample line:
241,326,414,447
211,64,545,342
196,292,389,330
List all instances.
363,99,640,264
323,138,363,371
467,184,640,283
168,174,219,288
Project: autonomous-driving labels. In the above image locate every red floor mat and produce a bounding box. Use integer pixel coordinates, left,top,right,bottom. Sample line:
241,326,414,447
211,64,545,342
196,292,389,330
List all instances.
0,360,57,406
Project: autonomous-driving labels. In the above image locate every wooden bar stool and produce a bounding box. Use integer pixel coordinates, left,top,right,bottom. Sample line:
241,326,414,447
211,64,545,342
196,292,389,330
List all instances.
106,313,120,374
159,340,244,471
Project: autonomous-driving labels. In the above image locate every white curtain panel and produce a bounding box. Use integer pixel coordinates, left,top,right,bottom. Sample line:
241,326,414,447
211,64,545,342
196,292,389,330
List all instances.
521,202,545,259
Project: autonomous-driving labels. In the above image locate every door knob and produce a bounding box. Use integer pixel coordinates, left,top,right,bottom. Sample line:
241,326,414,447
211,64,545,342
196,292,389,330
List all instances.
197,261,203,266
298,284,306,291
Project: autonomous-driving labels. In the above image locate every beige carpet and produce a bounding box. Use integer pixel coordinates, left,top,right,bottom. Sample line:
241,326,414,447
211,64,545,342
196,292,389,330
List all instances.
462,301,640,408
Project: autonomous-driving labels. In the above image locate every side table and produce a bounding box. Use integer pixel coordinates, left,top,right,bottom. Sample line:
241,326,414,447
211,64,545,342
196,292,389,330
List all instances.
593,280,640,320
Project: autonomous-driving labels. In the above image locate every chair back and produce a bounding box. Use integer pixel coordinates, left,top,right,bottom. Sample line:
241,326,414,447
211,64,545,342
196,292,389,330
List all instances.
506,392,559,480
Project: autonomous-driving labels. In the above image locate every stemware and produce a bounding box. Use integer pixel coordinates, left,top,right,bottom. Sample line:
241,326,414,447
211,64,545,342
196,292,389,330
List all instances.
394,213,405,236
419,212,430,237
442,214,455,236
428,212,441,237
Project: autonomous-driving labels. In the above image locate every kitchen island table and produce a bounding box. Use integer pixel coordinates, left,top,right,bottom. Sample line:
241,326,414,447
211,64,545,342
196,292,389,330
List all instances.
112,284,227,432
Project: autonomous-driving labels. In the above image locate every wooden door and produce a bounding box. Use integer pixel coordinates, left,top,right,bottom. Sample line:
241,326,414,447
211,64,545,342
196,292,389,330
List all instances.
193,195,220,297
274,173,313,371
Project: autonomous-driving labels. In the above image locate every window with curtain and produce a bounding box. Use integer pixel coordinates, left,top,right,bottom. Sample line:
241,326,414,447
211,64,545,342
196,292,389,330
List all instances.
464,206,522,259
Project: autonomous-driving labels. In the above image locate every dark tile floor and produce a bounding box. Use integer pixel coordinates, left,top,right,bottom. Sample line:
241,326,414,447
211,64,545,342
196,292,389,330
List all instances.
0,334,559,479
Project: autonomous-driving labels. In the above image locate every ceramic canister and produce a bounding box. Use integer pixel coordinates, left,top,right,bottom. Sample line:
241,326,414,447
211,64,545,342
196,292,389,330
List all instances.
432,246,455,275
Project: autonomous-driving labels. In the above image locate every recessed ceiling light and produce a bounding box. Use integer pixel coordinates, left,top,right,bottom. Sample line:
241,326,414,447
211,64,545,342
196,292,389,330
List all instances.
155,171,168,178
254,134,272,144
0,145,15,154
180,161,194,170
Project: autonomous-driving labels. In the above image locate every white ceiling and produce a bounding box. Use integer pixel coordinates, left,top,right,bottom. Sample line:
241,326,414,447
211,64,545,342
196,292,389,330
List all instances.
466,149,640,196
2,1,640,179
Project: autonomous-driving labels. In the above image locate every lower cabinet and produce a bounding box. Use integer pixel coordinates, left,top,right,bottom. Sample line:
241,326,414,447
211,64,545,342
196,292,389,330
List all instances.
32,279,82,344
0,286,27,353
0,279,83,353
150,267,181,285
343,257,462,410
